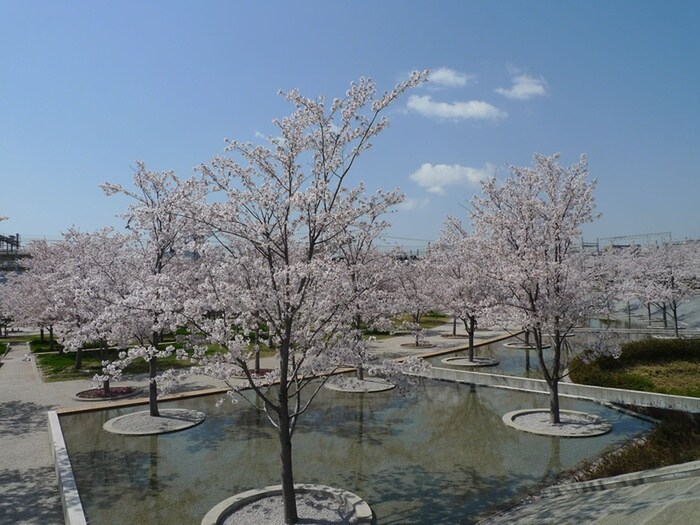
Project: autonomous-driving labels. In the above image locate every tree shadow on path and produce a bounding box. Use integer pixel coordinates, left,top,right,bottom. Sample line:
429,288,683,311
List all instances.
0,400,51,437
0,465,63,525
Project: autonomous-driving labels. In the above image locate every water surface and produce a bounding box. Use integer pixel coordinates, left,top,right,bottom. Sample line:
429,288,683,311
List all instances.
61,379,651,525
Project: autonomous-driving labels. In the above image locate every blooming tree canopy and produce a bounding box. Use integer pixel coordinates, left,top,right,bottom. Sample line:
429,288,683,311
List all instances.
3,239,67,352
619,242,700,336
427,217,494,360
471,153,602,423
180,72,427,523
101,163,205,416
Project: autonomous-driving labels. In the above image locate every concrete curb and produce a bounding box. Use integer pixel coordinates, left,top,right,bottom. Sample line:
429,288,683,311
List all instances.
103,408,206,435
47,411,88,525
502,409,612,438
201,483,373,525
324,376,396,393
441,356,500,367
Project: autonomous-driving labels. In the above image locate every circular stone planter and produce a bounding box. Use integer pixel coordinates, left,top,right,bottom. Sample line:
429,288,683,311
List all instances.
230,368,274,379
324,376,396,393
400,342,437,349
440,356,499,367
201,483,373,525
503,342,552,350
74,386,141,402
103,408,206,436
502,409,612,438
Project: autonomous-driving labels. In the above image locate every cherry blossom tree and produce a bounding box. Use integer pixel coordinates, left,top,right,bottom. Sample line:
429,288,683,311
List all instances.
3,239,66,352
335,199,403,379
393,252,440,347
471,153,603,423
624,242,700,337
182,72,427,523
51,228,137,395
427,217,493,360
100,163,205,416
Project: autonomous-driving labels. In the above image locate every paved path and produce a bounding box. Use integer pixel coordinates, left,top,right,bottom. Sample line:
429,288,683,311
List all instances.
1,342,73,524
3,325,700,524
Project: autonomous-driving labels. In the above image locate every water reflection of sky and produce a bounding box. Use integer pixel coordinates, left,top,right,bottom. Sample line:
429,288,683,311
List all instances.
61,379,652,525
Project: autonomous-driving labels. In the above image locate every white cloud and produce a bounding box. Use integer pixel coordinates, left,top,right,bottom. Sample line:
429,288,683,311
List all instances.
397,196,431,211
410,163,495,194
407,95,507,121
428,67,474,88
496,74,548,100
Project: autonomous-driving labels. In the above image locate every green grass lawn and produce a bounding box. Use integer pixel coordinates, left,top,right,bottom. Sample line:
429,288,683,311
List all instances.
35,348,190,382
34,342,277,382
1,333,36,345
570,337,700,398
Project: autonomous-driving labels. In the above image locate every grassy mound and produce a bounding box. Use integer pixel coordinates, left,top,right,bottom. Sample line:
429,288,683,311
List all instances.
570,338,700,398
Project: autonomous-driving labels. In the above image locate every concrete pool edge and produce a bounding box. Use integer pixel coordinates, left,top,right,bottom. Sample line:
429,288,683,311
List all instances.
48,411,88,525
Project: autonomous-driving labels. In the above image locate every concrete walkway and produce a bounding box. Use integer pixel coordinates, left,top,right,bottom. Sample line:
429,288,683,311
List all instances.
3,325,700,524
481,462,700,525
1,342,77,524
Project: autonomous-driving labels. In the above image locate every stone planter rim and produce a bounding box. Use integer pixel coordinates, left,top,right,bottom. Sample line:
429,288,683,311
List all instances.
201,483,373,525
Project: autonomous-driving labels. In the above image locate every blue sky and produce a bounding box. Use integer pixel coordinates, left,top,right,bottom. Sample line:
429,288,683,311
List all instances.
2,1,699,251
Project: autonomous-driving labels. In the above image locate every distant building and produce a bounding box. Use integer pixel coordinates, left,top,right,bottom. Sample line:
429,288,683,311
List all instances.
0,233,27,278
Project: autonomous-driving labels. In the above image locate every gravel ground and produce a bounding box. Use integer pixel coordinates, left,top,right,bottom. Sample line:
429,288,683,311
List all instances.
103,407,206,435
222,492,357,525
511,410,612,437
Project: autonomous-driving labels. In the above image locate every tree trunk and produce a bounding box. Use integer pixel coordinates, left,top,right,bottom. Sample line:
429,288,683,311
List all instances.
49,325,60,354
647,303,652,323
40,327,45,343
149,355,159,417
278,389,298,523
627,301,632,326
662,303,668,329
548,380,561,424
75,347,83,370
149,330,160,417
535,328,561,424
465,317,476,361
671,300,680,338
524,347,531,373
452,317,457,336
100,341,111,397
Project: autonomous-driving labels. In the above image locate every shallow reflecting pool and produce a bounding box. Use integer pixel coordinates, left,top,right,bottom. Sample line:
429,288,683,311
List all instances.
61,379,651,525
